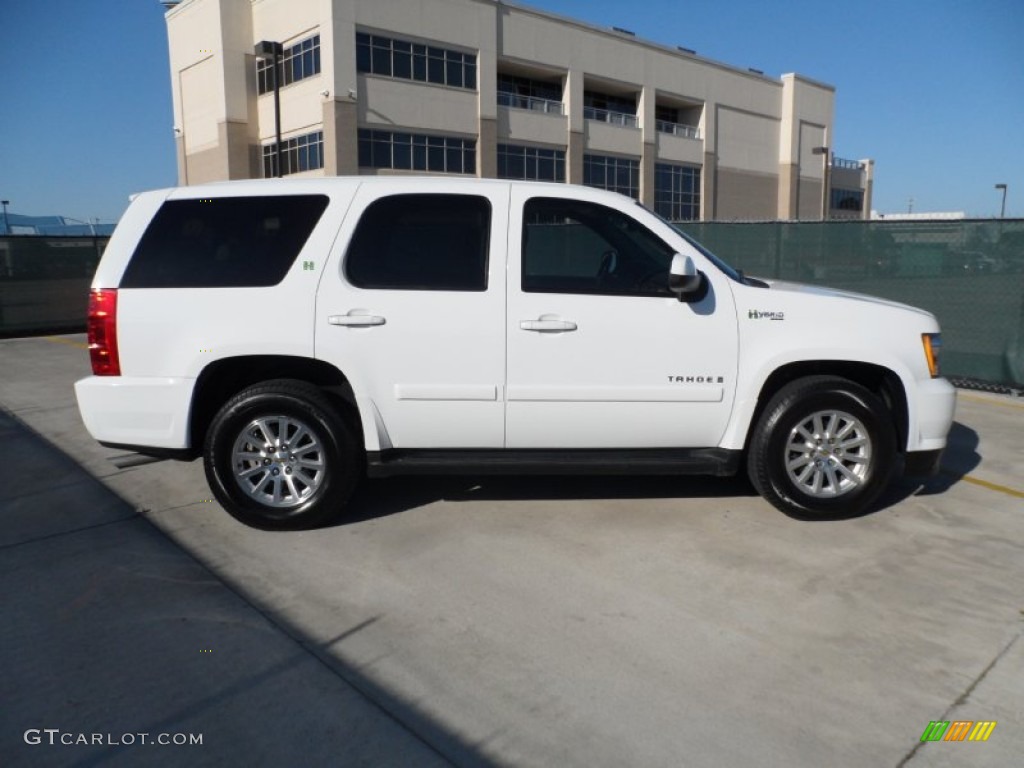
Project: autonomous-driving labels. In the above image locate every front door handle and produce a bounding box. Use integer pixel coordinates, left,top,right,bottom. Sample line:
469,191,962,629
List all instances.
328,314,386,327
520,318,578,332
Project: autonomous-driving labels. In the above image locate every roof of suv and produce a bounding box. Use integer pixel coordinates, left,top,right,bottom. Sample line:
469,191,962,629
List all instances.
156,176,636,205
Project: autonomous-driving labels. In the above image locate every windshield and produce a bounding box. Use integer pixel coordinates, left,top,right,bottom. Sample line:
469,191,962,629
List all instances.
638,203,745,283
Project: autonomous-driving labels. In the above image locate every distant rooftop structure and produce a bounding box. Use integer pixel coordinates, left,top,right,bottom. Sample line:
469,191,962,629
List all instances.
870,210,966,221
0,212,115,236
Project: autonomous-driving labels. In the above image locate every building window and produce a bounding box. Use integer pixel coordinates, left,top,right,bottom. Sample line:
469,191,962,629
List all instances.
355,32,476,90
655,105,678,124
497,144,565,182
655,163,701,221
583,154,639,199
257,34,321,95
831,188,864,212
263,131,324,177
358,129,475,174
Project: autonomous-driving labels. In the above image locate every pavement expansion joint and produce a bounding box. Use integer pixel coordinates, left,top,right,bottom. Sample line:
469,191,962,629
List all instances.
894,630,1021,767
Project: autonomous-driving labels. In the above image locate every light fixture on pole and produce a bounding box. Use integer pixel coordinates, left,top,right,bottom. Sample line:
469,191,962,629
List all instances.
995,183,1007,218
811,146,829,221
255,40,285,177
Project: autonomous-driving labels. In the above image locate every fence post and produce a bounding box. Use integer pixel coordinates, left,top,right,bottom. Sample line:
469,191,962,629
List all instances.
773,221,782,279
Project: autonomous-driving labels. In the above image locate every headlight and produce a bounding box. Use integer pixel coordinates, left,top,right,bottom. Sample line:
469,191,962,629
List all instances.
922,333,942,378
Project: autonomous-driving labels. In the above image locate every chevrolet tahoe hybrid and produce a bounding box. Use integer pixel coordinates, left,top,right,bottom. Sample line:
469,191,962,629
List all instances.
75,178,956,528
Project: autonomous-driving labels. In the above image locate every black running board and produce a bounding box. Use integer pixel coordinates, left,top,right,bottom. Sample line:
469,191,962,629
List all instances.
366,448,741,478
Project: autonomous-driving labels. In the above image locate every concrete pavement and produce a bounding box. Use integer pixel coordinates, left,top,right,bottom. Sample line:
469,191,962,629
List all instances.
2,333,1022,767
1,407,460,768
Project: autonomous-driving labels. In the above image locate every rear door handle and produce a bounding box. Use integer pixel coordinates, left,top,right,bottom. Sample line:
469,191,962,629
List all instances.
328,314,386,327
520,319,577,332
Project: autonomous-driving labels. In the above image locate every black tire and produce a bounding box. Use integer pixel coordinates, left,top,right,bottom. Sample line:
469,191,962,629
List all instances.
203,379,361,529
747,376,896,519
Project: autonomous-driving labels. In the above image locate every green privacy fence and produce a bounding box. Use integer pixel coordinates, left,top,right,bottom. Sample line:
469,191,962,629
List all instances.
0,236,108,335
3,223,1024,387
675,219,1024,387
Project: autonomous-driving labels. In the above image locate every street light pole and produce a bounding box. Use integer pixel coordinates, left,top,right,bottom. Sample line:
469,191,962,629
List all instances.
812,146,830,221
995,183,1007,218
1,200,9,234
255,41,285,177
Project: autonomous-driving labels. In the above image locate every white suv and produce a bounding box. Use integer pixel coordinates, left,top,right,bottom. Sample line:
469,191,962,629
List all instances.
75,178,955,528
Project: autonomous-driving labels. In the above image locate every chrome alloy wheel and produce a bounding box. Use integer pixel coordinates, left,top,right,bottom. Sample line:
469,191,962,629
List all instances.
231,415,326,508
784,409,873,498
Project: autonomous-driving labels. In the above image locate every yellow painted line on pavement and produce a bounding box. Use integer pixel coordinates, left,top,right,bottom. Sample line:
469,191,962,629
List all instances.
43,336,89,350
959,475,1024,499
958,393,1024,411
942,470,1024,499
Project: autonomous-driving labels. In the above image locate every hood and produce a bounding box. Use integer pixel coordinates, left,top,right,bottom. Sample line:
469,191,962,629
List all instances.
760,279,935,319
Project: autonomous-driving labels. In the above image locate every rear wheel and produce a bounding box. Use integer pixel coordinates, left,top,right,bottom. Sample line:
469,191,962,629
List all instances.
747,376,896,519
203,379,361,529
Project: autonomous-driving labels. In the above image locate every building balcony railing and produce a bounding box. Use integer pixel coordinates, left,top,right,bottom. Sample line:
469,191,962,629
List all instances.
497,91,564,115
583,106,638,128
831,156,863,171
656,120,701,140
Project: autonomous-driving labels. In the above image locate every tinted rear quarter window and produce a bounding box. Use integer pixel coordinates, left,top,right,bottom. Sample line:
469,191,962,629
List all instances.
121,195,329,288
345,194,490,291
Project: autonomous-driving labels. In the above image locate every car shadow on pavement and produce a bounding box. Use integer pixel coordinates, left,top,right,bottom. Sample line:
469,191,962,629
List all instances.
877,420,982,509
342,473,760,524
341,421,981,526
1,409,491,768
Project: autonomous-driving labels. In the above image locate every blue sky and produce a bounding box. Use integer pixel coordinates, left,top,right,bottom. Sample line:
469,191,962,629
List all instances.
1,0,1021,222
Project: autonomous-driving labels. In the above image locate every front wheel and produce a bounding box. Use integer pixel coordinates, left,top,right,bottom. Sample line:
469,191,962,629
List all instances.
203,379,361,529
747,376,896,519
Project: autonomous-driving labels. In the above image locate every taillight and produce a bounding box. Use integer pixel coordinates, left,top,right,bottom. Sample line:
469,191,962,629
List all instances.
88,289,120,376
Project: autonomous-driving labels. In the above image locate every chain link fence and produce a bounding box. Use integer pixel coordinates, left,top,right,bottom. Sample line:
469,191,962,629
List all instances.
0,236,108,335
675,219,1024,388
4,222,1024,387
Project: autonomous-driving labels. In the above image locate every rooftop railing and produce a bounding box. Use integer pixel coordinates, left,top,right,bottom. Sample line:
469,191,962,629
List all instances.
831,156,864,171
583,106,638,128
497,91,564,115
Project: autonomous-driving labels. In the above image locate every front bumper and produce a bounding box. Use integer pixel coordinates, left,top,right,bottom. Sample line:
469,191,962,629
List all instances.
910,377,957,452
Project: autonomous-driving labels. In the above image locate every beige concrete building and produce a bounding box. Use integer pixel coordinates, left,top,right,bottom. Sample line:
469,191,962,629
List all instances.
163,0,872,220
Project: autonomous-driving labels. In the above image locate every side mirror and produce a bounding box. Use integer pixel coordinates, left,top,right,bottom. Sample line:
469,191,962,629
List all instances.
668,253,708,302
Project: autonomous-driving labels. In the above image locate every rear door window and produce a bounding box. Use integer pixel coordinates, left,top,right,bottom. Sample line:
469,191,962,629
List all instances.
344,194,491,291
121,195,329,288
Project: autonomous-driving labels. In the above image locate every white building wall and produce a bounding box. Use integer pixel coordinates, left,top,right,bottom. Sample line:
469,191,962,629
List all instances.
167,0,224,132
583,122,642,157
180,59,221,153
498,110,567,147
656,133,704,166
357,78,480,136
165,0,867,219
717,108,780,175
251,0,326,142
